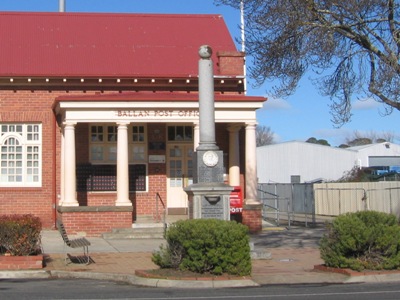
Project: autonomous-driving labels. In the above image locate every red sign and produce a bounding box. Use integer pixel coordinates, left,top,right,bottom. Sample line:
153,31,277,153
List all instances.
230,186,243,214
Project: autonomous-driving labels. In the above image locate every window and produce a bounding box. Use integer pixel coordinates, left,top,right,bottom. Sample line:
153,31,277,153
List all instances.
86,124,148,192
131,125,146,162
89,124,147,163
0,124,41,187
89,125,118,162
167,125,193,141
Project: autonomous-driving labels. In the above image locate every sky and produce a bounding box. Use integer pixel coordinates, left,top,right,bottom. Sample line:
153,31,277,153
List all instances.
1,0,398,146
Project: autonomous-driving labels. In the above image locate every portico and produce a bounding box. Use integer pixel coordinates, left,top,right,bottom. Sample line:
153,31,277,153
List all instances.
54,92,264,228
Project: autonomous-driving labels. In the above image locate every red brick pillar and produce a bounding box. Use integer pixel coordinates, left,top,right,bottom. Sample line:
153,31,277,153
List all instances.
242,203,263,233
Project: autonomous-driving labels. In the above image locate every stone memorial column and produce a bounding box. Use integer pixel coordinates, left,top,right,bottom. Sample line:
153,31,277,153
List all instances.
184,45,233,221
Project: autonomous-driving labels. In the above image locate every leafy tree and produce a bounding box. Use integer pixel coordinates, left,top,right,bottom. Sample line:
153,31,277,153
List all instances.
214,0,400,125
256,125,275,146
306,137,331,146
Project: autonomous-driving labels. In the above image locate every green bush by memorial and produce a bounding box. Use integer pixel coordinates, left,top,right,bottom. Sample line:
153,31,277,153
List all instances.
152,219,251,276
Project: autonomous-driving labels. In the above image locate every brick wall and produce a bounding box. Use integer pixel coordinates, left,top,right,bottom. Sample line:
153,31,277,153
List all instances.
0,90,57,228
0,90,104,229
59,211,133,237
242,204,263,233
0,255,44,270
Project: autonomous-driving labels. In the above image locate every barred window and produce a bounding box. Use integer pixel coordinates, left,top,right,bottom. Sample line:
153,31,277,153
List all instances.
87,124,147,192
77,164,147,192
0,124,41,187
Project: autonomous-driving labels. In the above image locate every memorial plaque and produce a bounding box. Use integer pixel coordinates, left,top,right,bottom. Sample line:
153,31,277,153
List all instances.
193,150,224,184
201,196,224,219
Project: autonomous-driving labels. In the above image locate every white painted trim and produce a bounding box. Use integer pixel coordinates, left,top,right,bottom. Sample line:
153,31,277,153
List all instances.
57,101,263,110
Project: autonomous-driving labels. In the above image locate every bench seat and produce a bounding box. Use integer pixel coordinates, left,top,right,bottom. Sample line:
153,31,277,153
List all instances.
56,220,91,264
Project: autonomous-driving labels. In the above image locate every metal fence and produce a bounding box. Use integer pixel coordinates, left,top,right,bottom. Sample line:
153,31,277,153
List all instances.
258,181,400,227
257,183,315,227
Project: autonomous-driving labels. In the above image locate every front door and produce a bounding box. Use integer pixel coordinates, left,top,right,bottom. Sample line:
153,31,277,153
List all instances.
166,144,194,213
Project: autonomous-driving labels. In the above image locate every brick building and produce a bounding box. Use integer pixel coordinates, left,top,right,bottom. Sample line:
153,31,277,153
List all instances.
0,12,265,236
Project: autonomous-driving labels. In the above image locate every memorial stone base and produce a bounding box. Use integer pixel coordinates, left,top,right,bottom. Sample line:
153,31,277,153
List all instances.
185,182,233,221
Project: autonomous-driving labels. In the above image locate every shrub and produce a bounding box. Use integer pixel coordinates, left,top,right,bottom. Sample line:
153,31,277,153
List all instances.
0,214,42,256
320,211,400,271
152,219,251,276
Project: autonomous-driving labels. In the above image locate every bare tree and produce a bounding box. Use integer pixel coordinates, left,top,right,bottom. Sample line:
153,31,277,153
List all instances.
215,0,400,125
344,130,397,146
256,125,275,146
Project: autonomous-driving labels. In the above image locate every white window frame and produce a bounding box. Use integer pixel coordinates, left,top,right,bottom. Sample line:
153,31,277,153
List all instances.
130,124,147,163
89,123,148,164
89,124,118,163
0,124,42,187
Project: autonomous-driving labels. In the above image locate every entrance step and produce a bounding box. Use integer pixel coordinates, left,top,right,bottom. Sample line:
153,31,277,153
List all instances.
102,224,166,239
102,215,188,239
135,215,188,224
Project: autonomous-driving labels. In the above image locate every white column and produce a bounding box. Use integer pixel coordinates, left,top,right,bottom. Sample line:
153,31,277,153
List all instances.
245,122,260,204
116,122,132,206
62,122,78,206
228,125,241,187
59,128,65,206
193,122,200,150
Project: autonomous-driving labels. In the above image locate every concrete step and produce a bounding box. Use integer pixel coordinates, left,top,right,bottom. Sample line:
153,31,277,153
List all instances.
102,225,166,239
102,215,188,239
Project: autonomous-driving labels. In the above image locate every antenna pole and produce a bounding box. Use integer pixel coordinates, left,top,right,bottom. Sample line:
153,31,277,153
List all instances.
240,0,247,94
59,0,66,12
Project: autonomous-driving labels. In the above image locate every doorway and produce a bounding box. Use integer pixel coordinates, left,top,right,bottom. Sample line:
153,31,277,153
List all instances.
166,144,194,214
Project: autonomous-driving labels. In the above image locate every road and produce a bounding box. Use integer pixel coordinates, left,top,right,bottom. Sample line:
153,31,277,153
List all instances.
1,279,400,299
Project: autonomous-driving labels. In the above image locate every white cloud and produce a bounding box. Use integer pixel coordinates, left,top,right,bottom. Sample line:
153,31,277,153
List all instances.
352,97,380,110
261,97,292,110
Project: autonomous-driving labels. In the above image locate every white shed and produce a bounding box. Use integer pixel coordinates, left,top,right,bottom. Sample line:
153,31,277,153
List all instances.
256,141,400,184
348,142,400,168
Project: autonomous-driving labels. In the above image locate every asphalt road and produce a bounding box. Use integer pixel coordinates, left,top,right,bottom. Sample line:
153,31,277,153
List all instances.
1,279,400,300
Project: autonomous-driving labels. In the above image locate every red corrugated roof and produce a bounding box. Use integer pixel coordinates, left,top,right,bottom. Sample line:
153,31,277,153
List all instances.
0,12,237,77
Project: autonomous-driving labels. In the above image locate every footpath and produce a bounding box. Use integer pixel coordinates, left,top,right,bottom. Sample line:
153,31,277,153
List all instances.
2,225,400,288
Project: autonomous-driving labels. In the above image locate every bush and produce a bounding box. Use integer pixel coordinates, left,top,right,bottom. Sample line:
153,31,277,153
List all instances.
0,214,42,256
152,219,251,276
320,211,400,271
